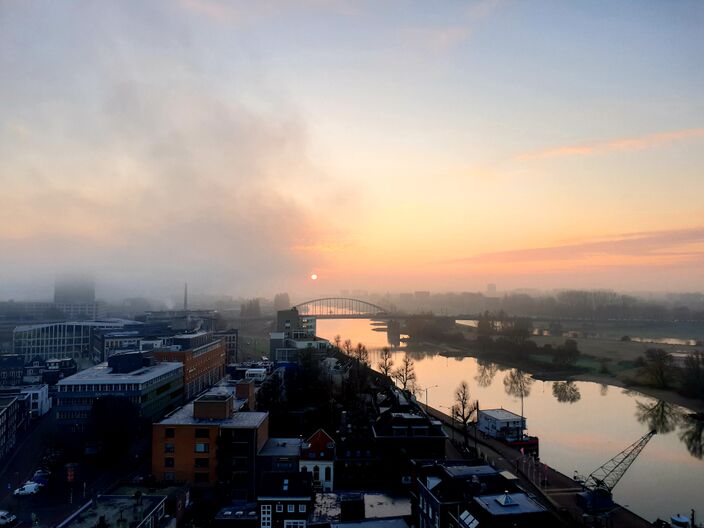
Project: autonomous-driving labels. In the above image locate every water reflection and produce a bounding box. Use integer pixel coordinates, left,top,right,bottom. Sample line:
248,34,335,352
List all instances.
503,369,533,417
600,384,609,396
635,399,685,434
552,381,581,403
679,417,704,459
474,359,498,388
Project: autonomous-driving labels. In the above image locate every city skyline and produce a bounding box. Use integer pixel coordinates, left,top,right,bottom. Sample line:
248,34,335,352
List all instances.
1,1,703,298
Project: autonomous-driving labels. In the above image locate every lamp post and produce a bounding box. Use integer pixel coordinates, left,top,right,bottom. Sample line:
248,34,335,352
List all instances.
421,384,439,409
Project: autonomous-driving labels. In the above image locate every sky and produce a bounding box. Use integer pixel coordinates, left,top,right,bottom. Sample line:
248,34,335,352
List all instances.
1,0,703,300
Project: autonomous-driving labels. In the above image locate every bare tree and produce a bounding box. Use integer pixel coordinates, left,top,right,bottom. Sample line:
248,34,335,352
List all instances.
452,381,477,446
642,348,674,388
334,335,341,350
378,347,394,377
354,342,369,366
342,339,353,356
393,354,417,391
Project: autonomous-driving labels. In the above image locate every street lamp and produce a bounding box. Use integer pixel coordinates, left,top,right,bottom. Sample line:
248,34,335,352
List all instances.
420,384,439,409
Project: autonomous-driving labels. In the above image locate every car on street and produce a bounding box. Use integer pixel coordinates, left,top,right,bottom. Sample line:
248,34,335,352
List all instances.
0,511,17,526
33,469,51,480
13,481,42,496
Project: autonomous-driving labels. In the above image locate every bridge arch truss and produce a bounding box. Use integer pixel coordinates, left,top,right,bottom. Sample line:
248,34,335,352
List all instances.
294,297,389,318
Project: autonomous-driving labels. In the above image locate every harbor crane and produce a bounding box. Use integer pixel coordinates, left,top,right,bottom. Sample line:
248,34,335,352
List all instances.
577,430,656,513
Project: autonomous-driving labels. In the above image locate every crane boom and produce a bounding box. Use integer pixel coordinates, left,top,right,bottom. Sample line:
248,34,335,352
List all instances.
585,430,656,493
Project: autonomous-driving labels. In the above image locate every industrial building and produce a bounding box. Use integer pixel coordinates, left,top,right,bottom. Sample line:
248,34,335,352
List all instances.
13,319,142,362
56,351,183,432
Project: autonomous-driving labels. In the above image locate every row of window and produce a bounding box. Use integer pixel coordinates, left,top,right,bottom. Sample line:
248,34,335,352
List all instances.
163,457,209,468
164,428,211,438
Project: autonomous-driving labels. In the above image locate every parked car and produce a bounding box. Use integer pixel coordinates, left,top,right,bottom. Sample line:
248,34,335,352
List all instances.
0,511,17,526
33,469,51,480
13,482,42,496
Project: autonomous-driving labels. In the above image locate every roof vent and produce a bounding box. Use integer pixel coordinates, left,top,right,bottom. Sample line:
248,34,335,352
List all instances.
495,492,517,507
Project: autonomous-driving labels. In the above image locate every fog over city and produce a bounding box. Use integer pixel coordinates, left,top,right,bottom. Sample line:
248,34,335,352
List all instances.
1,1,703,299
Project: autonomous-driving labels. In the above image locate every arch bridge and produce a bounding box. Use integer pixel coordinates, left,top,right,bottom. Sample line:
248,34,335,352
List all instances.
295,298,389,319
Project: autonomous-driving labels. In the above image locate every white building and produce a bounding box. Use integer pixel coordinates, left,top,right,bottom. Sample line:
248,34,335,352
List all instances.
13,319,141,362
477,408,526,442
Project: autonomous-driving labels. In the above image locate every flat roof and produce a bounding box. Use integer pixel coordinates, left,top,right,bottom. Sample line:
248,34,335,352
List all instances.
444,465,498,478
158,402,267,428
259,438,303,457
15,319,142,332
473,492,546,516
332,520,409,528
58,495,165,528
479,408,523,421
57,361,182,385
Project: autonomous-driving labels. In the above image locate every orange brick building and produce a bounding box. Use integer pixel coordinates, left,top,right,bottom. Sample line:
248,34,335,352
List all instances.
154,331,226,400
152,391,268,497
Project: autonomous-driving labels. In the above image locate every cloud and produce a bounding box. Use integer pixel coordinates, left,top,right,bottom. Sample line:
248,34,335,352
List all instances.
401,0,502,53
519,128,704,161
448,227,704,268
0,4,350,299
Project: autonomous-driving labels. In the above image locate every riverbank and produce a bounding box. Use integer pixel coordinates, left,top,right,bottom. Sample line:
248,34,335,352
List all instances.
407,339,704,414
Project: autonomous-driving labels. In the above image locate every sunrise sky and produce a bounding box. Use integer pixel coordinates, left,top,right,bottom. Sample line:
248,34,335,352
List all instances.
1,0,703,298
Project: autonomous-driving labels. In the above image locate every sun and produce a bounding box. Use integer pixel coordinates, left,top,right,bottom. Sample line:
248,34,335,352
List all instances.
310,273,318,280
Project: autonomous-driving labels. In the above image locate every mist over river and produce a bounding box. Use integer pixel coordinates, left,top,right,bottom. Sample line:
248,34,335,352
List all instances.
318,318,704,523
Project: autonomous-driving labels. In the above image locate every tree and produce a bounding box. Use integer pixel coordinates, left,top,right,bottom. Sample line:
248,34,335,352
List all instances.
273,293,291,312
474,359,498,388
333,335,342,350
353,343,369,366
503,369,533,419
476,311,494,338
393,354,417,391
87,396,139,460
681,352,704,399
452,381,477,446
641,348,674,388
378,347,394,377
342,339,353,356
553,339,580,366
552,381,581,403
635,399,683,434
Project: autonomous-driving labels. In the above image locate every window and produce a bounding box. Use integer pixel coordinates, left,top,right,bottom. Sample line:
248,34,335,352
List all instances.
164,443,175,453
298,504,306,513
283,522,306,528
261,505,272,528
195,428,210,438
276,504,283,512
287,504,295,513
324,467,331,481
165,428,175,438
194,458,209,469
195,443,209,453
164,457,174,468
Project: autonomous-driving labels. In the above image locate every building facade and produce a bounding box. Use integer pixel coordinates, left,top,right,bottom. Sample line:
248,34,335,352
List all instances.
154,332,227,401
299,429,335,492
152,391,269,498
0,395,26,461
13,319,141,362
0,384,51,418
257,472,314,528
56,352,183,432
0,355,24,386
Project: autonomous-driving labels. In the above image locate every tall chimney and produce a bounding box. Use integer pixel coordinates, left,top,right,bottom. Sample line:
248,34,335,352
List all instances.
184,282,188,311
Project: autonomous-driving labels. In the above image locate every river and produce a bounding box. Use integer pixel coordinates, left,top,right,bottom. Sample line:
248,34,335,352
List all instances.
317,318,704,523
